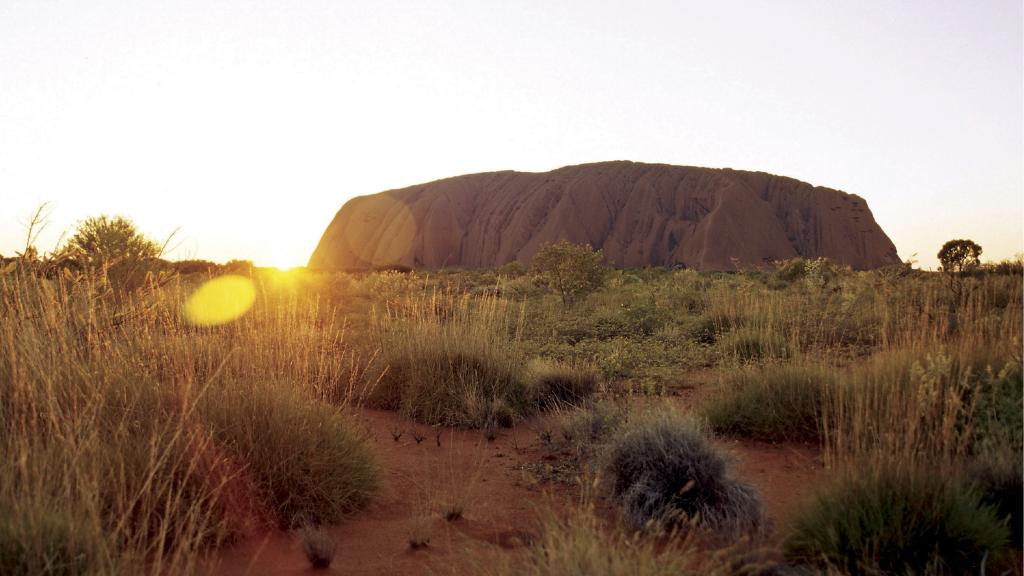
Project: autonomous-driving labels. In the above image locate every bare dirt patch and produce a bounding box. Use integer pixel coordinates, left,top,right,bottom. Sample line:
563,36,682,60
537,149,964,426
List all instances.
212,386,826,574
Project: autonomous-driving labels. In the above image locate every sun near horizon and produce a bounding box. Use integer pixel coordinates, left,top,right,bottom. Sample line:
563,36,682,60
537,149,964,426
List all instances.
1,3,1021,575
1,1,1021,270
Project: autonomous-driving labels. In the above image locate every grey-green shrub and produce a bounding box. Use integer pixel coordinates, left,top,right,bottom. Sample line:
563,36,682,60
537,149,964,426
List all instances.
605,409,763,533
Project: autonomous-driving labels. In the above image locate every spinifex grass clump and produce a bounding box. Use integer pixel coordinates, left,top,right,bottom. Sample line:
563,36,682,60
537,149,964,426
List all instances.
785,467,1009,574
201,379,379,528
703,364,833,442
605,409,763,534
367,289,538,428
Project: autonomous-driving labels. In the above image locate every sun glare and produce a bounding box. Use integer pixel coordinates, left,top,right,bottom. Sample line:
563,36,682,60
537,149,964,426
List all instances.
183,275,256,326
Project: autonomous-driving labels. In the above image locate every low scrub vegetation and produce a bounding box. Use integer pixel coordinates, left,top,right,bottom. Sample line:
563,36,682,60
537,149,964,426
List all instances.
968,448,1023,544
366,290,605,427
785,467,1009,574
604,409,764,534
365,290,538,427
4,225,1021,574
201,379,378,527
484,506,781,576
704,364,832,442
528,358,602,408
823,346,1021,472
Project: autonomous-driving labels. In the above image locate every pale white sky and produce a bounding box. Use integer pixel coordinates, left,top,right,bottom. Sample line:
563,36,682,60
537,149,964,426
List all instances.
2,0,1021,269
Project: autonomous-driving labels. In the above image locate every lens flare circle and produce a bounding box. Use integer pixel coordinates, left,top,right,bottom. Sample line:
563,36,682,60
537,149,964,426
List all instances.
184,275,256,326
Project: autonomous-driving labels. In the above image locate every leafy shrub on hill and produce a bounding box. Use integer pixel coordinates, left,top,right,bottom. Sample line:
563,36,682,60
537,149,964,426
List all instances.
605,409,763,533
496,260,527,278
64,214,162,267
803,257,847,290
970,360,1023,454
772,257,807,283
532,240,608,307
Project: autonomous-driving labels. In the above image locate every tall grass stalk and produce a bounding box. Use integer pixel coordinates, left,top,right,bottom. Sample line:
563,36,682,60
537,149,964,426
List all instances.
0,270,378,574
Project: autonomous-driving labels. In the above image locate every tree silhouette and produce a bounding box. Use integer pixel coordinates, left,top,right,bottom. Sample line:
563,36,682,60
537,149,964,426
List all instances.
937,238,982,332
65,215,161,268
937,239,982,276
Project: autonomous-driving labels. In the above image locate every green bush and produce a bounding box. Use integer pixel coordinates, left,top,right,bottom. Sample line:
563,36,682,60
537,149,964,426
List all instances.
683,315,719,345
772,257,807,283
971,360,1023,454
531,240,608,307
373,342,533,427
202,380,379,527
785,468,1009,574
367,293,536,427
605,409,763,533
703,365,831,442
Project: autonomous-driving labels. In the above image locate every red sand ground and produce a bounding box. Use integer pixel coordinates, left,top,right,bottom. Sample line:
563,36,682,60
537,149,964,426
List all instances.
211,402,825,575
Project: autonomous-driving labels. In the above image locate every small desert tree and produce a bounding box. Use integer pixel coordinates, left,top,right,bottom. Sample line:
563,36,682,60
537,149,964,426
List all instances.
531,240,607,307
63,215,167,290
937,239,982,331
938,239,982,276
938,238,982,298
65,215,161,268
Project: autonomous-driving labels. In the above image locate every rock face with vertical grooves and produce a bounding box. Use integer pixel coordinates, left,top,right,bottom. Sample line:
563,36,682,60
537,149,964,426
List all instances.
308,161,900,271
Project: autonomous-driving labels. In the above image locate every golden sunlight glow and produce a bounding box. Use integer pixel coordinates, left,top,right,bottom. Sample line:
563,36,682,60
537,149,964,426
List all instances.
183,275,256,326
261,266,310,290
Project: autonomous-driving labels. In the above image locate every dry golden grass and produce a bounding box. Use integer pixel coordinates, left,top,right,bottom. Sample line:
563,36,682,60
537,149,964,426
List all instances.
0,269,378,574
2,255,1020,574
